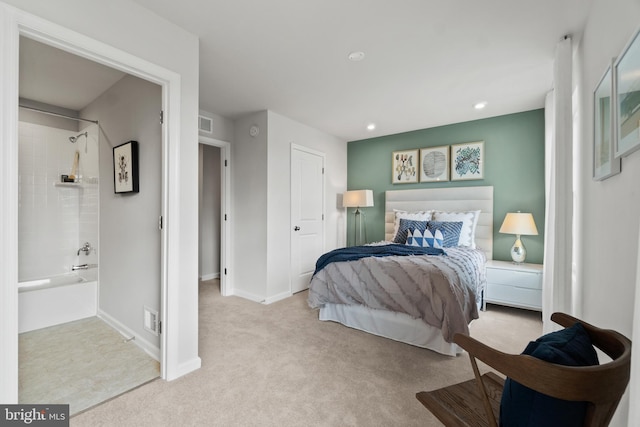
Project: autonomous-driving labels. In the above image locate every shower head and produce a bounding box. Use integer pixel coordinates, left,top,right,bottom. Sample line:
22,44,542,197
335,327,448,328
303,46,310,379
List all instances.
69,132,88,143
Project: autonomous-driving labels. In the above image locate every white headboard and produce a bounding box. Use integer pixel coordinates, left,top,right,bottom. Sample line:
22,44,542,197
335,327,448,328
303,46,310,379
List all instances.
385,186,494,260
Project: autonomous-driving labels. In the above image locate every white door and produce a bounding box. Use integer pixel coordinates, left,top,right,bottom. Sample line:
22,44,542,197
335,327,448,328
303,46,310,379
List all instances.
291,145,325,294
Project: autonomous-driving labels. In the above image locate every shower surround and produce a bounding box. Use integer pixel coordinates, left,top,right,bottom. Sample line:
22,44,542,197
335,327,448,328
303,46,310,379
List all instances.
18,120,100,331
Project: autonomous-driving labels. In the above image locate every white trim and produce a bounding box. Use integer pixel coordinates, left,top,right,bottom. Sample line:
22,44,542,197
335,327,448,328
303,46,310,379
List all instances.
0,4,189,395
0,5,20,404
264,291,293,305
200,273,220,281
98,309,160,362
233,289,266,303
174,358,203,380
199,136,232,296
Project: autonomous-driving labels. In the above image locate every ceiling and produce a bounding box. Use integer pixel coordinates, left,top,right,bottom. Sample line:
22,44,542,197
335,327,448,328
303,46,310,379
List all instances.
19,0,593,142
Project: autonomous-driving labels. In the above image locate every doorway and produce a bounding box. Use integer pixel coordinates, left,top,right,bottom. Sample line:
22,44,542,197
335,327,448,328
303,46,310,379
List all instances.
1,4,198,403
16,36,163,414
199,136,232,296
290,144,325,294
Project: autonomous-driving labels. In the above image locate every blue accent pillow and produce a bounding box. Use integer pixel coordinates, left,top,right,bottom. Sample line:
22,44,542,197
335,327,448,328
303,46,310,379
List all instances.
394,219,427,243
406,228,444,248
499,323,599,427
426,221,463,247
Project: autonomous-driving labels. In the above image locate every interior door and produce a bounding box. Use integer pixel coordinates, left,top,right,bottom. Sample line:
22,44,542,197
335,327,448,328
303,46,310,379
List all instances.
290,145,325,294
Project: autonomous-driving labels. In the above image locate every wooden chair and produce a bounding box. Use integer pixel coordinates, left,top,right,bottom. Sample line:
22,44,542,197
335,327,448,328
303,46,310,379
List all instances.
416,312,632,427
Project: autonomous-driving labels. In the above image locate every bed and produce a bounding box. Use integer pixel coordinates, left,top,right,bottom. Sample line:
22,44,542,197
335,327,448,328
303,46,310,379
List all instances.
308,186,493,356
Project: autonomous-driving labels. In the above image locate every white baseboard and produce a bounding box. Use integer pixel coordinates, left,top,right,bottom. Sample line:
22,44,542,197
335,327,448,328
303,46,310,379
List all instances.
200,272,220,281
98,309,160,361
232,288,292,305
264,291,292,305
167,357,202,381
232,288,266,303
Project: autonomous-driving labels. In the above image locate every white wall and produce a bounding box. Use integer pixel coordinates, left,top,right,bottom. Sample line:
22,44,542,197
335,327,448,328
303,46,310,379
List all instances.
232,111,269,301
1,0,200,399
199,109,234,143
82,74,162,354
231,110,347,303
577,1,640,424
266,111,347,299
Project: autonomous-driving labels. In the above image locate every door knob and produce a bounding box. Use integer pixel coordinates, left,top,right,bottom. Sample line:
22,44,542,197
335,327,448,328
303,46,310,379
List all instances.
294,226,300,231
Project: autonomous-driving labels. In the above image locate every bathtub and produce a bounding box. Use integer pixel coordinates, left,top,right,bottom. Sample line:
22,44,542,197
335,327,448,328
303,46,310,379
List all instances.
19,273,97,333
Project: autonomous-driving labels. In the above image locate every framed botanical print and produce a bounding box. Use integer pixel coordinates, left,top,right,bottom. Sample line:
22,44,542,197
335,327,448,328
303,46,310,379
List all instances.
451,141,484,181
113,140,139,194
392,149,418,184
419,146,449,182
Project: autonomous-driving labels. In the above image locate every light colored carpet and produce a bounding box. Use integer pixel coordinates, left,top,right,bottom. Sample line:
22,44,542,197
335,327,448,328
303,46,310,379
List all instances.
71,280,542,426
19,316,160,415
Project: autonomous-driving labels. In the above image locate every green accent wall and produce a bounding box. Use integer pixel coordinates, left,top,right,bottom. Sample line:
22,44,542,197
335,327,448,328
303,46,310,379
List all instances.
347,109,545,264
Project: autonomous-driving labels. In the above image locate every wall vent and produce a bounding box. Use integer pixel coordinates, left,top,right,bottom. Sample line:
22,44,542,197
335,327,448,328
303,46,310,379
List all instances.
198,115,213,134
144,306,159,336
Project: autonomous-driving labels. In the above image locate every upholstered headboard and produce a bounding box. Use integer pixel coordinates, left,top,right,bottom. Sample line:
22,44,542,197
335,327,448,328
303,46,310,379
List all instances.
385,186,494,260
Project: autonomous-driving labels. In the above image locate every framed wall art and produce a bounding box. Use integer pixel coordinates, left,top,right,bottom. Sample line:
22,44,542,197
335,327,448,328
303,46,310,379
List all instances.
113,140,139,194
392,149,418,184
419,145,449,182
615,27,640,158
593,60,621,181
451,141,484,181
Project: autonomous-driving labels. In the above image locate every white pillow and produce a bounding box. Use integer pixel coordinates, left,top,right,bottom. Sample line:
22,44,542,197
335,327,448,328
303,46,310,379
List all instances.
431,210,480,248
392,209,432,241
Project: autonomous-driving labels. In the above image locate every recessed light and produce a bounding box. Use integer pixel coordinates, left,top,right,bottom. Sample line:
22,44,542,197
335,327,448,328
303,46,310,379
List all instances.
348,51,365,61
473,102,487,110
366,123,376,131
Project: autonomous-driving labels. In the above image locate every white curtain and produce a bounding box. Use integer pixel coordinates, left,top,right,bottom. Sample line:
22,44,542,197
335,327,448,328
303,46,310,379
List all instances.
542,36,574,333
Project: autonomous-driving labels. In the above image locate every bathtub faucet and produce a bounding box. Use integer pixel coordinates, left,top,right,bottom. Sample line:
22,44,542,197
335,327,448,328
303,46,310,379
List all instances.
77,242,92,256
71,263,97,271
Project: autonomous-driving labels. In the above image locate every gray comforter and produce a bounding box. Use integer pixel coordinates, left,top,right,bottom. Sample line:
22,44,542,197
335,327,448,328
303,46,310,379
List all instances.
307,245,486,342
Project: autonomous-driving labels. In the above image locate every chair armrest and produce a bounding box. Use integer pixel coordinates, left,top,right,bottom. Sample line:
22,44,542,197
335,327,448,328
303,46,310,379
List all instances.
453,333,619,401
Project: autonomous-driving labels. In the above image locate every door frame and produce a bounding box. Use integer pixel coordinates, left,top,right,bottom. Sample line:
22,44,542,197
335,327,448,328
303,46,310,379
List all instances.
290,144,325,294
199,136,232,296
0,5,182,400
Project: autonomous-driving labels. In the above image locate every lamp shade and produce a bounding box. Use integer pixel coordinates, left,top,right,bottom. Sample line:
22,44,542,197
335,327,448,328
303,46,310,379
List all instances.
499,212,538,236
343,190,374,208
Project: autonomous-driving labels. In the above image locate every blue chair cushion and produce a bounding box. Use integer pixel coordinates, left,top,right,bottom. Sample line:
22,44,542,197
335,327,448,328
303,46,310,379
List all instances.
499,322,599,427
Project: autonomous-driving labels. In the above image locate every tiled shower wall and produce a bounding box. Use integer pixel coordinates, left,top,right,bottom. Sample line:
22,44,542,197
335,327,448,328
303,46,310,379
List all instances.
18,121,99,281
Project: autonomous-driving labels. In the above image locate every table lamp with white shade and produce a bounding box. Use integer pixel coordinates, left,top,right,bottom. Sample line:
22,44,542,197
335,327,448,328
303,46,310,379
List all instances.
499,212,538,263
343,189,374,246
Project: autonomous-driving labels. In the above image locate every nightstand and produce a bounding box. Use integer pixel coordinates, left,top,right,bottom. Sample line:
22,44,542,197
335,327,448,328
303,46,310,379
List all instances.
484,260,543,311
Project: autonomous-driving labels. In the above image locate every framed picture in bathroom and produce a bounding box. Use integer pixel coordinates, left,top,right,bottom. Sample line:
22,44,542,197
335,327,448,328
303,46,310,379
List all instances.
113,140,139,194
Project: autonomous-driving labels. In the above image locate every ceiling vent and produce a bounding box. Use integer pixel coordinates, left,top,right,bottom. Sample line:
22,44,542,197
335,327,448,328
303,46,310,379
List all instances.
199,115,213,134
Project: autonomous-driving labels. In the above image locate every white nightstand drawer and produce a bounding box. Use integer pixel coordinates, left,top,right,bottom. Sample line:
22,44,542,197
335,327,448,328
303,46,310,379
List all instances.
486,268,541,290
486,283,542,310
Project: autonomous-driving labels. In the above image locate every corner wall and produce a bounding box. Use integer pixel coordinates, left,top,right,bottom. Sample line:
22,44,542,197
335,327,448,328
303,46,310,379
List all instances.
231,110,347,302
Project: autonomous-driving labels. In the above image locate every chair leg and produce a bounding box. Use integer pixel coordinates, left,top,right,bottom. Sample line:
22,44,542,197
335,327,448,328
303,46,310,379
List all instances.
469,354,498,427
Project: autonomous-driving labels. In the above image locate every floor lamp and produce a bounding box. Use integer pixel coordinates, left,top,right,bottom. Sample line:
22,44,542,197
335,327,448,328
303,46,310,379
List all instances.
343,190,374,246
